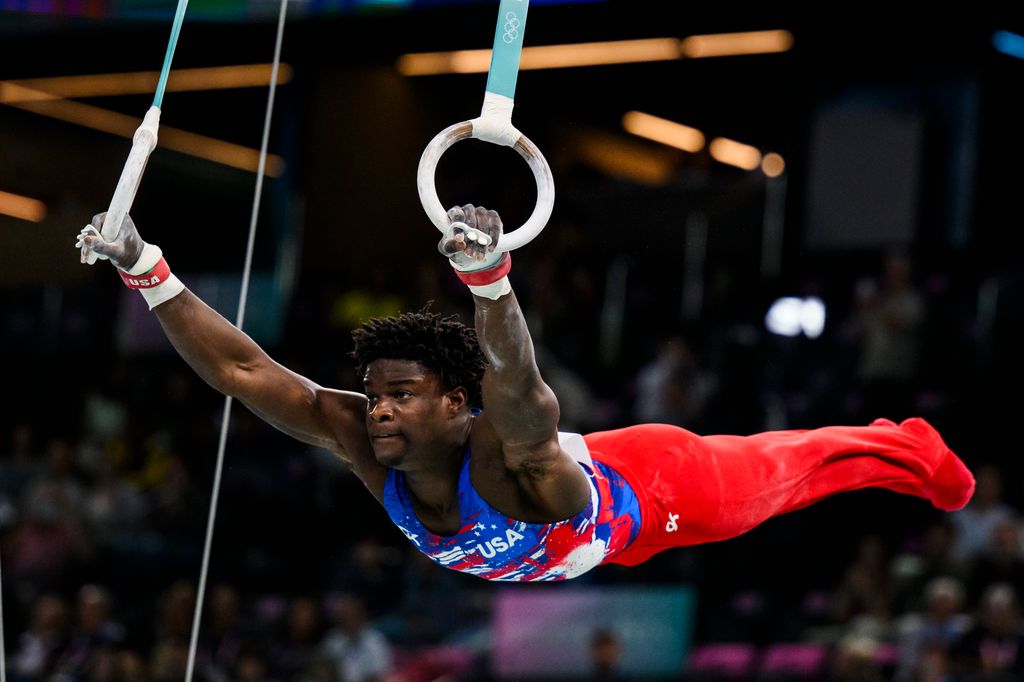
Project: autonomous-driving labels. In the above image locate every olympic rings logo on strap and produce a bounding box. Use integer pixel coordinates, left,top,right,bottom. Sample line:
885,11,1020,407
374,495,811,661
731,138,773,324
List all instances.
502,12,521,44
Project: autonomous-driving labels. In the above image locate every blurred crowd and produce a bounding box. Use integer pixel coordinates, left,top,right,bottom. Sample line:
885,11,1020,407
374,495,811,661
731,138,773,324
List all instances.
3,201,1024,681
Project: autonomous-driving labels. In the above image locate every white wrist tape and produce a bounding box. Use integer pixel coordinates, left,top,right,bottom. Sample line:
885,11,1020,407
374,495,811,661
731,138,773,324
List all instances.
468,276,512,300
124,243,185,310
125,242,163,276
139,275,185,310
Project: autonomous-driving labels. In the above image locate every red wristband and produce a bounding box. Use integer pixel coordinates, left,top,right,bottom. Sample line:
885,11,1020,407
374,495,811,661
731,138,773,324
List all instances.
454,253,511,287
119,257,172,289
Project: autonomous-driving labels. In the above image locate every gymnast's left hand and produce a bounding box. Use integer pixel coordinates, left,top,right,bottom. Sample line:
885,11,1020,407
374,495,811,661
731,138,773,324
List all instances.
439,204,503,270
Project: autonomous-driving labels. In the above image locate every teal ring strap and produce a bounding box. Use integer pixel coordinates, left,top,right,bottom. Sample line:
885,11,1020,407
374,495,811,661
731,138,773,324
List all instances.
153,0,190,109
485,0,529,100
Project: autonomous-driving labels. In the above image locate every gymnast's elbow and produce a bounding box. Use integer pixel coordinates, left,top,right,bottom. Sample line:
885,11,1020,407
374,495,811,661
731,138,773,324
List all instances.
502,439,564,479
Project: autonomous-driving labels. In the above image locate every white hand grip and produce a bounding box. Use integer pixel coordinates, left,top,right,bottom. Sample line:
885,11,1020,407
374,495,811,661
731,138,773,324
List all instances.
416,119,555,253
87,106,161,265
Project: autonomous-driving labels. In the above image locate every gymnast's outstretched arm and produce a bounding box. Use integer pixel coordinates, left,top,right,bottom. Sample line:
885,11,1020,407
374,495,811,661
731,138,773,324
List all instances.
77,213,365,458
442,205,590,518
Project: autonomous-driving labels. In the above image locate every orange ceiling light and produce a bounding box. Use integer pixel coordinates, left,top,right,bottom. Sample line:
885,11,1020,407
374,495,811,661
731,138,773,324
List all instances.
761,152,786,177
622,111,705,153
397,30,793,76
7,86,283,176
680,30,794,59
0,190,47,222
0,64,293,104
709,137,763,170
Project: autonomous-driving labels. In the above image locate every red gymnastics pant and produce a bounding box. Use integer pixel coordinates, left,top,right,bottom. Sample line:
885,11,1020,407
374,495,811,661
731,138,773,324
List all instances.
587,418,976,567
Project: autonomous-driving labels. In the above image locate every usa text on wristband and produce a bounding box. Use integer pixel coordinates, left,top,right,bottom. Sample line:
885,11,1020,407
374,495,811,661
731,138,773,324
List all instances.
119,257,172,289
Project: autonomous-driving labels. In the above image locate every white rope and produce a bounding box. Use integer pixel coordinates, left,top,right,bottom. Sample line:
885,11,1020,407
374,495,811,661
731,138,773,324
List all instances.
184,0,289,677
0,544,6,682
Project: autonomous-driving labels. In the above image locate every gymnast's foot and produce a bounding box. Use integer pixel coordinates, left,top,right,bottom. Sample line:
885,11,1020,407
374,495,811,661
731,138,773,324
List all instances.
899,417,975,511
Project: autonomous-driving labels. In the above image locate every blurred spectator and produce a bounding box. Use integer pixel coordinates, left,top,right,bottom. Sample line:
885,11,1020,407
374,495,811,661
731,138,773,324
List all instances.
200,584,249,676
385,550,465,645
951,465,1017,562
634,336,713,428
11,594,68,681
830,634,886,682
149,455,205,538
83,456,149,547
895,576,972,681
81,371,129,445
151,636,192,682
322,594,392,682
952,583,1024,680
8,471,93,603
234,647,277,682
295,659,340,682
892,520,970,614
330,539,404,615
157,580,197,641
0,421,43,504
915,644,954,682
271,596,326,681
852,253,925,418
833,535,894,631
52,585,125,679
22,437,86,518
591,628,626,682
116,650,149,682
968,517,1024,604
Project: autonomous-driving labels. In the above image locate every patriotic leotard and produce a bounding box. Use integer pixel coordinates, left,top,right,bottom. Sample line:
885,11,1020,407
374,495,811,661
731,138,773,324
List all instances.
382,435,642,581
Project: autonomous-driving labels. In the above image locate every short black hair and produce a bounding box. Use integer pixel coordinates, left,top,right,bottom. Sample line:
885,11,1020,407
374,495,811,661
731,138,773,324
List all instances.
350,310,487,406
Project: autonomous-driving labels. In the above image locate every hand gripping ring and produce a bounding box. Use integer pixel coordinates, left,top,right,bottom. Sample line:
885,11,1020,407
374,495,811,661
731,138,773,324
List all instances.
416,120,555,252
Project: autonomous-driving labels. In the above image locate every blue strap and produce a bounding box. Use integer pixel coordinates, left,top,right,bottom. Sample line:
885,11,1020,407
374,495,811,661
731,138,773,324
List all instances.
485,0,529,100
152,0,190,109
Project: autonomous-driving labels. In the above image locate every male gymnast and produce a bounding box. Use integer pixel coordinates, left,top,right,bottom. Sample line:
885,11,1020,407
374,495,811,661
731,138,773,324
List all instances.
76,205,975,581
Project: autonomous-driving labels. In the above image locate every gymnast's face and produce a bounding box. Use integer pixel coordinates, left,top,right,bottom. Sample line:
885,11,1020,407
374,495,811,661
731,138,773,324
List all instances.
362,359,467,468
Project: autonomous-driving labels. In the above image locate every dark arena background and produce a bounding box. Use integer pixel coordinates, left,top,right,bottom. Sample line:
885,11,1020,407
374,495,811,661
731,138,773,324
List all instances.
2,0,1024,680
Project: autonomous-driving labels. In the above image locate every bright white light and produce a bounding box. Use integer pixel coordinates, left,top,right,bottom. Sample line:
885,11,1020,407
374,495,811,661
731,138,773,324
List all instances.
766,297,804,337
765,296,827,339
800,297,826,339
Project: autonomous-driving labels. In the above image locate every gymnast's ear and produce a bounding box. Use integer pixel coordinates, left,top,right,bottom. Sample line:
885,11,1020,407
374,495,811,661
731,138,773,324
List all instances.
445,387,468,417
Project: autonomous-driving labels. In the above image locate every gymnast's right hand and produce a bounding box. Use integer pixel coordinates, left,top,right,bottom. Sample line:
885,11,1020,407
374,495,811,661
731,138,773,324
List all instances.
76,212,145,270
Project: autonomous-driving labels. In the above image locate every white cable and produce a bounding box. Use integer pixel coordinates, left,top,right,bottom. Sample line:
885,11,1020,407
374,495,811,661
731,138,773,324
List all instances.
0,544,6,682
184,0,289,677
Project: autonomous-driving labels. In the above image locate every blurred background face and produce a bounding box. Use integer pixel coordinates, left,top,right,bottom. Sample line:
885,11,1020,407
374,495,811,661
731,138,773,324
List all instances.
32,595,66,632
926,580,963,619
975,466,1004,506
288,597,321,640
79,586,109,632
337,596,368,636
210,585,240,627
591,631,621,669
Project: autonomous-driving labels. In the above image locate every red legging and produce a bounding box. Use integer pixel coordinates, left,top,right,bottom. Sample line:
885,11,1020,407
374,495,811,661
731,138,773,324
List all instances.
588,418,975,567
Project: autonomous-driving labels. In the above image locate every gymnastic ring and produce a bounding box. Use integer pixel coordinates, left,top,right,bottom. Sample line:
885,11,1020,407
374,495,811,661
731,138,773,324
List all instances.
416,120,555,252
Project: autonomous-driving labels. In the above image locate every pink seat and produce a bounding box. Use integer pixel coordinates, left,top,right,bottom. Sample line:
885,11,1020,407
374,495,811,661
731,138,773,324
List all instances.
758,643,827,678
687,643,758,679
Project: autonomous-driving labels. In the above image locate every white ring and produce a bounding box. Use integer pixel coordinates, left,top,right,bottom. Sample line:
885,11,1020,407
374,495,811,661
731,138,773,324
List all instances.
416,120,555,252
